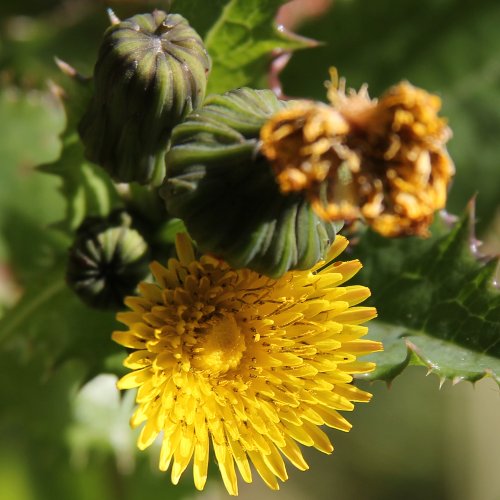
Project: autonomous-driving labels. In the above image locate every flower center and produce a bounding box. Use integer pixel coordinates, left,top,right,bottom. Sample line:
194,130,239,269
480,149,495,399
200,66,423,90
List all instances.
191,314,246,375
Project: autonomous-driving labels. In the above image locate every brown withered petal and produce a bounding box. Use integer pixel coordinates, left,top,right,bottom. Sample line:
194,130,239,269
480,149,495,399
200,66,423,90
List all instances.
260,73,454,238
260,102,350,191
260,101,362,220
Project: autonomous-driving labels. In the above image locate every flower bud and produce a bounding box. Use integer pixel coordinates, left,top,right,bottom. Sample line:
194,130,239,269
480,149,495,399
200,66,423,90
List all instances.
161,88,340,278
79,10,211,185
67,212,150,309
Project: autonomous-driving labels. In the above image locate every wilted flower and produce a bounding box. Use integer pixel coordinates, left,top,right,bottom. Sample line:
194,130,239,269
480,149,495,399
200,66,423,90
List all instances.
260,101,360,221
113,233,381,495
260,70,455,237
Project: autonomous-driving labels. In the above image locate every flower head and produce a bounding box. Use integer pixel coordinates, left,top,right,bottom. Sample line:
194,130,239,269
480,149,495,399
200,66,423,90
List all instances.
162,87,340,278
260,70,454,237
338,80,454,237
113,233,381,495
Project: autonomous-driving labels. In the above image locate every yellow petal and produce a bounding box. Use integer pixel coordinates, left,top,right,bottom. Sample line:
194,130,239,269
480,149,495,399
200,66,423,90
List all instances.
171,432,195,485
213,439,238,496
248,450,280,490
193,440,209,491
124,350,153,369
334,306,377,324
175,233,196,265
302,421,333,453
228,438,252,483
117,368,151,389
159,424,182,471
279,434,309,471
111,331,146,349
137,420,159,450
324,235,349,262
262,443,288,482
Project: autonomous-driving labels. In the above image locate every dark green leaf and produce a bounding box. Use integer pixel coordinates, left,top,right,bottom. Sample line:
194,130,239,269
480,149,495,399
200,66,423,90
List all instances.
353,208,500,384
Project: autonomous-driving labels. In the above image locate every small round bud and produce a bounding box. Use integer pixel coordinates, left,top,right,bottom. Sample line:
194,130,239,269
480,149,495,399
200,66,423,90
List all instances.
67,212,150,309
79,10,211,185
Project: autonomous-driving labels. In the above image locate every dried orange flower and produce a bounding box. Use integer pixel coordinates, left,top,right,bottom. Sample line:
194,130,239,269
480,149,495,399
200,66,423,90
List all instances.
260,102,361,220
342,80,455,237
260,70,455,237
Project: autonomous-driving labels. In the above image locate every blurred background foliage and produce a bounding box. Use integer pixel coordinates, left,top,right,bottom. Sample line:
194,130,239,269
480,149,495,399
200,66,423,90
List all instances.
0,1,499,499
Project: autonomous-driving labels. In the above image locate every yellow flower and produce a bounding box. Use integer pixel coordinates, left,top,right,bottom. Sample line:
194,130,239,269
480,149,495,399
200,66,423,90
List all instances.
113,233,381,495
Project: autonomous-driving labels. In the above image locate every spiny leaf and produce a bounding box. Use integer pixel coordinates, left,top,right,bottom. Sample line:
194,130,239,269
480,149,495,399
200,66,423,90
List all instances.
353,207,500,385
39,72,120,232
205,0,314,94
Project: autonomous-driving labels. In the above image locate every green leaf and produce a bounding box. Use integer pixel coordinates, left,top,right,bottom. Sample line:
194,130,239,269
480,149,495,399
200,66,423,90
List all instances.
0,263,120,379
281,0,500,231
205,0,312,94
39,76,120,232
353,208,500,385
0,88,65,268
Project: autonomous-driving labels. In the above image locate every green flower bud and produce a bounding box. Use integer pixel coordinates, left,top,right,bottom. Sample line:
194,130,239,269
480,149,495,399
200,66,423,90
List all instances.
67,212,150,309
79,10,211,185
161,88,341,278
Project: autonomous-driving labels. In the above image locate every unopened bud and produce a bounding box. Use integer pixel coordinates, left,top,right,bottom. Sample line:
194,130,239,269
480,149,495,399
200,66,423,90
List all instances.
67,212,150,309
79,10,211,185
161,88,340,278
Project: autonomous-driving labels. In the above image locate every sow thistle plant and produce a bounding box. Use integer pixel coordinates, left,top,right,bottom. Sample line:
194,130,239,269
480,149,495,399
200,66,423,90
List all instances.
75,13,383,491
4,2,499,498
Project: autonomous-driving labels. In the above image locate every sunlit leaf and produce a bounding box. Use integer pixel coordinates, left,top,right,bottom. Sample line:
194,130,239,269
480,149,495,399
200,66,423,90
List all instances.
205,0,313,94
39,76,121,232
